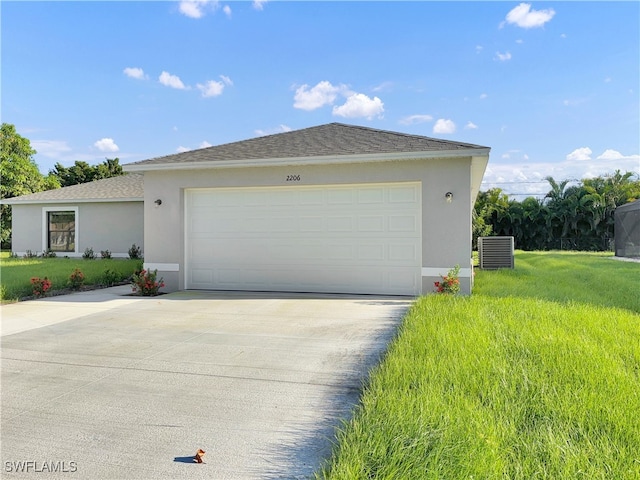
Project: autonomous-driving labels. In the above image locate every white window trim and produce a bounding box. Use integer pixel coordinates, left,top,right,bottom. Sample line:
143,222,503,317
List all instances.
42,206,79,254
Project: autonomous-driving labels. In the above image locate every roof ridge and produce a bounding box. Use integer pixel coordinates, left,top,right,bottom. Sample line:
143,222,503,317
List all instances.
124,122,489,168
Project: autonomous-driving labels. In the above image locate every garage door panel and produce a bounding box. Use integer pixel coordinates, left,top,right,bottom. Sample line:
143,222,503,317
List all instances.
389,244,419,262
328,189,355,204
358,187,385,204
389,215,419,232
358,244,385,261
358,216,385,232
298,189,325,205
186,183,421,295
389,184,420,203
327,217,354,232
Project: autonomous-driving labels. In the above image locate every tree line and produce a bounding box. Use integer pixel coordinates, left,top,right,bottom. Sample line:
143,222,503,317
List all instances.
473,171,640,251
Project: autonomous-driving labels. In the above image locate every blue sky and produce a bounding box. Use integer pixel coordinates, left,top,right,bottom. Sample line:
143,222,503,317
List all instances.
3,1,639,197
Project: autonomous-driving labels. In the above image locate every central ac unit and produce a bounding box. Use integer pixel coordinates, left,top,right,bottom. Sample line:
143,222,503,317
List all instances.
478,236,514,270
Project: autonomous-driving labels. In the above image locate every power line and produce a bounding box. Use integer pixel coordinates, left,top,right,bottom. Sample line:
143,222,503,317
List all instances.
482,181,550,184
503,193,546,197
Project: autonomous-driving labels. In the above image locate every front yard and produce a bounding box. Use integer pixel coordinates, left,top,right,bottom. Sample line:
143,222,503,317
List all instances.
0,252,141,302
318,252,640,479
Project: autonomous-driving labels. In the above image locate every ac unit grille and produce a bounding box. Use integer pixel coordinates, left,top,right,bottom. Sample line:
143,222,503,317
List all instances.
478,236,514,270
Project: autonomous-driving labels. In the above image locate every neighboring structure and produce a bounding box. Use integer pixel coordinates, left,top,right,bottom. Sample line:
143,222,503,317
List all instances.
615,199,640,258
124,123,490,295
3,174,144,258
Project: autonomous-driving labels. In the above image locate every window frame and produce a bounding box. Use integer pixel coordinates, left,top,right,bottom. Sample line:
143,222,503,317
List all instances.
42,206,79,254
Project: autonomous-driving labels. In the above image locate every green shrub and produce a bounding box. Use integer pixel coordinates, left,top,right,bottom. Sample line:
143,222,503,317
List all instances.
128,243,142,260
101,268,123,287
131,269,165,296
434,264,461,294
68,268,85,290
30,276,52,297
82,247,96,260
100,249,112,259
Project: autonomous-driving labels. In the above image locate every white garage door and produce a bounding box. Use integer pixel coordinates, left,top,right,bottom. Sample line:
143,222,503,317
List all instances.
185,182,422,295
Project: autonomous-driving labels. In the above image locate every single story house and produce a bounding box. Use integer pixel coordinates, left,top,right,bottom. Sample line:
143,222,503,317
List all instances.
4,174,144,258
123,123,490,295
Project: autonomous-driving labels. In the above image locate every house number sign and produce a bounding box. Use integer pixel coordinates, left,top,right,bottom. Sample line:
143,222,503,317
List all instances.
286,175,301,181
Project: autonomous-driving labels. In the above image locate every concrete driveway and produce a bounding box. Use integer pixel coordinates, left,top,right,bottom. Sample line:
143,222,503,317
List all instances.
1,286,412,479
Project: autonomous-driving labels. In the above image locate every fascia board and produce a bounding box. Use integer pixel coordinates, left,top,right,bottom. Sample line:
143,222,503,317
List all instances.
471,155,490,204
123,148,492,173
1,197,144,205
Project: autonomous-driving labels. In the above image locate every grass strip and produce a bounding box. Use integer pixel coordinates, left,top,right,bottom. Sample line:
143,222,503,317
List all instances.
318,252,640,479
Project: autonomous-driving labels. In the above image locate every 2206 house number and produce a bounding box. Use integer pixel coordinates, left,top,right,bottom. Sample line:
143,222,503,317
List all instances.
286,175,301,181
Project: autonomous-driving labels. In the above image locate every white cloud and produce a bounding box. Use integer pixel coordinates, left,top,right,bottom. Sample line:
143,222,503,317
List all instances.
293,81,345,110
433,119,456,134
501,149,526,160
293,80,384,119
465,121,478,130
197,80,225,97
253,0,267,10
480,93,488,99
597,149,640,161
31,140,72,159
159,71,188,90
566,147,592,161
597,149,622,161
94,138,119,153
179,0,216,19
372,81,393,92
176,141,214,152
399,114,433,125
482,150,640,198
563,97,588,107
220,75,233,86
332,93,384,120
503,3,555,29
495,51,512,62
123,67,147,80
476,45,483,53
223,5,231,17
255,124,292,136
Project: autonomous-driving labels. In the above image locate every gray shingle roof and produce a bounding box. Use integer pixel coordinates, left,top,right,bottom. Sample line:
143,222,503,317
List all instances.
3,173,143,204
125,122,489,169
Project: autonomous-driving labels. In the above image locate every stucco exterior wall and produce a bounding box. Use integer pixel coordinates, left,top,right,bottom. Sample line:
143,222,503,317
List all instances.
143,157,475,295
10,202,143,257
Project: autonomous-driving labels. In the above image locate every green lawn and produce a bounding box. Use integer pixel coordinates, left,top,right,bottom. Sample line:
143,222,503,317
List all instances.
0,251,142,302
318,252,640,479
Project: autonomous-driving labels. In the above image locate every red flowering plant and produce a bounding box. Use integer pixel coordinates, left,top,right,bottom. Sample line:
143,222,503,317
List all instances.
131,269,165,296
31,277,52,297
68,268,85,290
434,265,461,295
